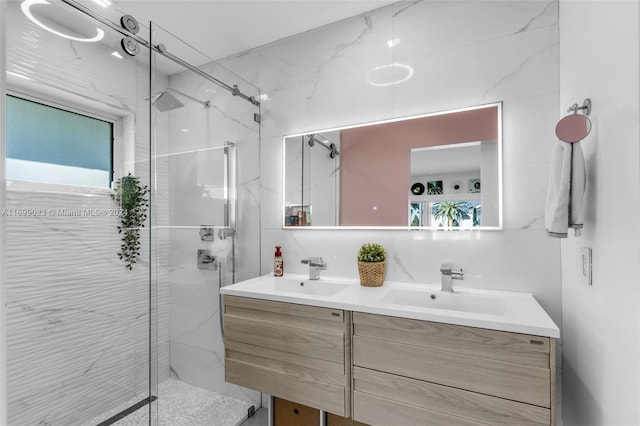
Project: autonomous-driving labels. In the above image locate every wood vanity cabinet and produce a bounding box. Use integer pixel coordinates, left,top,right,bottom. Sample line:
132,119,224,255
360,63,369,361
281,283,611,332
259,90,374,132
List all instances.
223,296,351,417
351,312,556,426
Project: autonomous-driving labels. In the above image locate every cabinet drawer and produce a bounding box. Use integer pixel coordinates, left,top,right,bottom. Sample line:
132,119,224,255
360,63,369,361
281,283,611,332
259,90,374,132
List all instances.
353,367,550,426
353,391,485,426
353,335,550,407
353,312,549,368
225,295,345,330
225,314,344,363
226,358,346,415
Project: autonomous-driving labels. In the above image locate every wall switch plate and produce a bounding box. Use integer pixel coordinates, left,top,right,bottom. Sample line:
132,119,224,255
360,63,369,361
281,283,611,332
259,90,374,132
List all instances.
581,247,592,285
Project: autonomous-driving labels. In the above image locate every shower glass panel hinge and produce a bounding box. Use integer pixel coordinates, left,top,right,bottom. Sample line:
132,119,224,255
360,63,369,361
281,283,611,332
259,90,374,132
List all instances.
253,113,261,123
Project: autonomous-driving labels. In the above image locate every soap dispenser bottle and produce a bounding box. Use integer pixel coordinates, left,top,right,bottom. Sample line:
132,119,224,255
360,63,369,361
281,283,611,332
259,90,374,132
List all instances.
274,246,284,277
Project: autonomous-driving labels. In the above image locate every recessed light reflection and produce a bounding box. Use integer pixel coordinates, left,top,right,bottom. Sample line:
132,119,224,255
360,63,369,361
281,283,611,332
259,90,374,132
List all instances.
90,0,111,7
366,62,414,87
181,129,189,132
387,38,400,48
21,0,105,43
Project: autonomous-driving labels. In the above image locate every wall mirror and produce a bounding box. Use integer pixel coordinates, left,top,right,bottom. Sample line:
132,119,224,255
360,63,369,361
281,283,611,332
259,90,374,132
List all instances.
282,102,502,230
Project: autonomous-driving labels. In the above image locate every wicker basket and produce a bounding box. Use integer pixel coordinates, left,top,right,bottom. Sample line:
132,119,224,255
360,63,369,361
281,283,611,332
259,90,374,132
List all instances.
357,261,386,287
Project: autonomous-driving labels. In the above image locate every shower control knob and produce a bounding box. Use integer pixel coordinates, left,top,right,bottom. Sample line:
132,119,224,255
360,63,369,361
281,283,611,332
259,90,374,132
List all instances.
120,14,140,34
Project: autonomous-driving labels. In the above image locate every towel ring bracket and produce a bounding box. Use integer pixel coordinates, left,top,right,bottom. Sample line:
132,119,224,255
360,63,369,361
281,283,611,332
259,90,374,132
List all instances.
567,98,591,116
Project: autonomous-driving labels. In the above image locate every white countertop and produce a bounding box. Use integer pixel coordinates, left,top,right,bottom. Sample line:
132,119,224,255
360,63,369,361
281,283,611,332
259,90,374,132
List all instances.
221,274,560,338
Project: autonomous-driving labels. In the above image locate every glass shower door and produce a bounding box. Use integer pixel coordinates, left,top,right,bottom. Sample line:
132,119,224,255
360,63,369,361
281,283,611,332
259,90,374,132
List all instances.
149,21,262,426
3,0,154,424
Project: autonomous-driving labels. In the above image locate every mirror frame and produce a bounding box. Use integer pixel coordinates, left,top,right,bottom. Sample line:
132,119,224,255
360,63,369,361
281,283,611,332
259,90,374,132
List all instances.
282,102,503,231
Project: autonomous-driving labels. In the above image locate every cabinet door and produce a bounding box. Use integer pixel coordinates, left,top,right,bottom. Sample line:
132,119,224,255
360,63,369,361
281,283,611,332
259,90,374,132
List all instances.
224,296,350,416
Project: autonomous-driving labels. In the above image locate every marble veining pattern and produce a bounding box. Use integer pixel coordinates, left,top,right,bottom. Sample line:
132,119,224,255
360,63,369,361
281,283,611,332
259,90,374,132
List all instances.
5,2,171,424
5,190,169,426
217,1,563,332
164,37,262,409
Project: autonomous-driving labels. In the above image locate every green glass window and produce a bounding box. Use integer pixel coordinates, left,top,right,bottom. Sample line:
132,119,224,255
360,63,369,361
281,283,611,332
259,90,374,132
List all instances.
6,95,113,188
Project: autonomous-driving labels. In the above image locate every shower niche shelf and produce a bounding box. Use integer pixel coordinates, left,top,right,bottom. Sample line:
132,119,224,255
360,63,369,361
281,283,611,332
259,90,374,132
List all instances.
284,204,312,226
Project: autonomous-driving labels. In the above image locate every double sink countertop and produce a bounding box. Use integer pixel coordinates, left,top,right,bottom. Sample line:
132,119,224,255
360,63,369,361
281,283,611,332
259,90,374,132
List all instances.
220,274,560,338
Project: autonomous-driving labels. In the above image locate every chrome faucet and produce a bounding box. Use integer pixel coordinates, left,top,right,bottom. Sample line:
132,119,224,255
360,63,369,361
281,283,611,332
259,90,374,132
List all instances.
301,257,327,280
440,263,464,292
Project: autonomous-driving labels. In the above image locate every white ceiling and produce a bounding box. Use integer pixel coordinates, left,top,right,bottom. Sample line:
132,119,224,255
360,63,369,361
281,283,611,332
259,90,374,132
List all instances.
112,0,397,61
410,143,482,177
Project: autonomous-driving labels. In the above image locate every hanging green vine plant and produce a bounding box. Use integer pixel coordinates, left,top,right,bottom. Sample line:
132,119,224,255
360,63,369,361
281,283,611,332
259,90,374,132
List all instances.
111,173,149,270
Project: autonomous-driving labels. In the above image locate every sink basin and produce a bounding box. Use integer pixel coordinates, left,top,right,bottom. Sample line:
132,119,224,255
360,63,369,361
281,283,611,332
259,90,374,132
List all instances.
264,278,349,297
380,288,508,316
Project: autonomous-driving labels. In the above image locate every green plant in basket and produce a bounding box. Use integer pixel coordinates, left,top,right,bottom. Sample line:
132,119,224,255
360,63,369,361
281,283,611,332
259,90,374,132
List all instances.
357,243,386,287
357,243,386,262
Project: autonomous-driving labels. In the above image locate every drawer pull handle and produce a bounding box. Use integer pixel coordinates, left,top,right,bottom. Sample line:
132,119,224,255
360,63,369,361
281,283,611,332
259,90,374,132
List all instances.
332,312,341,317
530,339,544,345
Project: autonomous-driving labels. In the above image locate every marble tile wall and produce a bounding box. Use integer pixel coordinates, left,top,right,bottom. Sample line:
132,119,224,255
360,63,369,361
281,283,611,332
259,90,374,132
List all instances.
220,0,563,328
162,54,262,408
4,3,170,424
559,2,640,425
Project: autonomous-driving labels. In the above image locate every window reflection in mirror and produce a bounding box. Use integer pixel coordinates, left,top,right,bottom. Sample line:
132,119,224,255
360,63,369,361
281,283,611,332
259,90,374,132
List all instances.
283,102,502,230
411,201,482,228
408,139,498,229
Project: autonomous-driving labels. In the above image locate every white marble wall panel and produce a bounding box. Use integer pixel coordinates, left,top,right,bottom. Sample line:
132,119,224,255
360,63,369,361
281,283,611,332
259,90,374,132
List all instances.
167,264,261,408
162,50,261,406
219,0,563,330
559,2,640,425
4,189,155,426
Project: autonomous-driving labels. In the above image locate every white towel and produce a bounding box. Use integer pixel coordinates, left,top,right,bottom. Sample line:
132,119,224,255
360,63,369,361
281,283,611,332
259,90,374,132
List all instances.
545,141,586,238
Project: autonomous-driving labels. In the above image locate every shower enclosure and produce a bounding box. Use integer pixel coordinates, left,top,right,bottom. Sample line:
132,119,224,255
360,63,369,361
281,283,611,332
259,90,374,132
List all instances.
2,0,261,424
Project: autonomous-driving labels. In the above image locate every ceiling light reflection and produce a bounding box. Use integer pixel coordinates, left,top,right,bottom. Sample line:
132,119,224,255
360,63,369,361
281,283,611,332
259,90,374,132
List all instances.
21,0,105,43
91,0,111,7
387,38,400,48
366,63,414,87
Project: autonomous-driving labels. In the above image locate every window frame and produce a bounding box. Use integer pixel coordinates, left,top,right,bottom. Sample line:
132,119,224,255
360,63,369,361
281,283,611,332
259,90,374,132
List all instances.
6,89,120,192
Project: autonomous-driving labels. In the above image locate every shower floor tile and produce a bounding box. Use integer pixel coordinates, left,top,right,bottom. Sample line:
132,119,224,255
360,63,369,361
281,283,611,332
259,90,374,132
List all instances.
84,378,253,426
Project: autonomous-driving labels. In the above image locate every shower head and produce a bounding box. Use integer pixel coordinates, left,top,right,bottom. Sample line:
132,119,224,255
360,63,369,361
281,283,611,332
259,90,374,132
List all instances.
150,88,211,112
153,91,184,112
